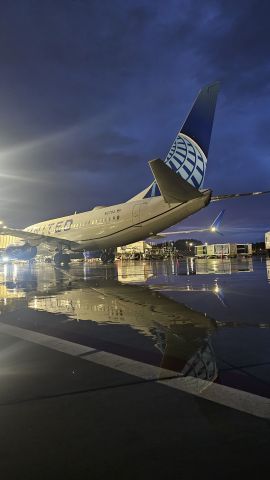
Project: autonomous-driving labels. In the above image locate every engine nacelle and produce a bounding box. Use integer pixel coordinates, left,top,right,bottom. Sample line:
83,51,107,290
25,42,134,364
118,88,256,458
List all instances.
4,244,37,261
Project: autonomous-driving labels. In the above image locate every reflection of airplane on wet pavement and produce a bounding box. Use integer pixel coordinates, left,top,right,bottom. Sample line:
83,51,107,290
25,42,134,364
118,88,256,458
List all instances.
0,262,268,387
0,264,218,385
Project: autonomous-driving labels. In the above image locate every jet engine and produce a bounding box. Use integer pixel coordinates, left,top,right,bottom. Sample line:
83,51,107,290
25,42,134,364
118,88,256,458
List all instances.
4,244,37,261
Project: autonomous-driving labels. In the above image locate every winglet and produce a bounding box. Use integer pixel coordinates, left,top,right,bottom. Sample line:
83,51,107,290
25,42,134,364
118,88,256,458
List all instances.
149,158,203,204
210,209,225,233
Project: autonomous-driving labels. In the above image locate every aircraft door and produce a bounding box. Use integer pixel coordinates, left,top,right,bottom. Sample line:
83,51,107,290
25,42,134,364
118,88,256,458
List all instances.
132,204,141,224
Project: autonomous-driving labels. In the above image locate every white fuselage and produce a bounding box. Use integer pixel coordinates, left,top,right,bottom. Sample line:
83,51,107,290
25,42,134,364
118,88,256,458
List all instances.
24,191,211,251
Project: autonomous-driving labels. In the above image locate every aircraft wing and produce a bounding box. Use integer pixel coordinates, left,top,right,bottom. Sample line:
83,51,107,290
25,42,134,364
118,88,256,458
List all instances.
0,226,79,249
211,190,270,201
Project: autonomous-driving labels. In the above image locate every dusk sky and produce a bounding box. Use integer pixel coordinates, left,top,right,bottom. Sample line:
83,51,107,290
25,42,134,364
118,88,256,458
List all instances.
0,0,270,242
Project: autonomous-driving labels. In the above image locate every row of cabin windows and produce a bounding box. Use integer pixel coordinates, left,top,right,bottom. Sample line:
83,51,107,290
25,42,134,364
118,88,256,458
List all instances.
28,215,120,234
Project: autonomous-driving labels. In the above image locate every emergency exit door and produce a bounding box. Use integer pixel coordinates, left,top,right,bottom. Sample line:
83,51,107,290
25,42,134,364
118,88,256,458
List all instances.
132,204,141,223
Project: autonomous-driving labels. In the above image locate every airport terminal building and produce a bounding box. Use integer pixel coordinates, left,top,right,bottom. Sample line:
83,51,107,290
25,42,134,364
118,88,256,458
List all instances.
195,243,252,258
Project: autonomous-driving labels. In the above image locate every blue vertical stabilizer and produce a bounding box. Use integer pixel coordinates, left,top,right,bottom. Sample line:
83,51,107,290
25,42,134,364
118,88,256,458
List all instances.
143,82,220,199
180,82,220,157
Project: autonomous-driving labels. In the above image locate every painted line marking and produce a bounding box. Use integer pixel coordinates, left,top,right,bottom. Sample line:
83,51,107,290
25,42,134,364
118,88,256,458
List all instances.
158,377,270,420
84,351,179,380
0,323,94,357
79,349,98,357
0,322,179,382
0,322,269,419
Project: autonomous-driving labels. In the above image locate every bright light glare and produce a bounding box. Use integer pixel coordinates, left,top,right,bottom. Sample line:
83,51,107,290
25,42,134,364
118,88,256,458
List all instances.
211,227,216,232
2,256,9,262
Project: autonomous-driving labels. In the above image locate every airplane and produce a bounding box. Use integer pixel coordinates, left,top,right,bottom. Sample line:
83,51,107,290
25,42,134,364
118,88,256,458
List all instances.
1,82,270,265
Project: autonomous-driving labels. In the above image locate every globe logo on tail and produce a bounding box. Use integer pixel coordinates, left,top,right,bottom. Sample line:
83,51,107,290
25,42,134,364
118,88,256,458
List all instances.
165,133,207,189
144,132,208,198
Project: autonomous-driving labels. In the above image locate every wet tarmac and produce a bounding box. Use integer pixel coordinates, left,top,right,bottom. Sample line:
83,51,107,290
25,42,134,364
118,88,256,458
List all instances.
0,257,270,478
1,257,270,397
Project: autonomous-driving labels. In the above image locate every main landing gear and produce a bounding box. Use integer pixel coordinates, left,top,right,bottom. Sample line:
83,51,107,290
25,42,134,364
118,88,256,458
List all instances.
54,250,71,267
100,249,115,264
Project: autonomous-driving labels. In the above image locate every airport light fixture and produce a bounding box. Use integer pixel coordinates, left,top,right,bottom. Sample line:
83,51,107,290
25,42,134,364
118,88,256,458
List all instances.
188,242,193,253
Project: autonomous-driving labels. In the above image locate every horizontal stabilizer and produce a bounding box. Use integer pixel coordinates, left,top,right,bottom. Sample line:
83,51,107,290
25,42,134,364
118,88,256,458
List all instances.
150,209,225,238
149,159,203,204
211,191,270,202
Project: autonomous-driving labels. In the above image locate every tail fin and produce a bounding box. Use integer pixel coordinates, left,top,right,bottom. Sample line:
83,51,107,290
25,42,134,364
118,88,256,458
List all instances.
144,82,220,198
180,82,220,158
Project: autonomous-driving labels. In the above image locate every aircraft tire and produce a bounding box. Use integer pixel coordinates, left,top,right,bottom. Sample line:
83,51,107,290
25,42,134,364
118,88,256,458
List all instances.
107,253,115,263
54,253,62,266
62,253,71,265
54,253,71,266
100,251,115,264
